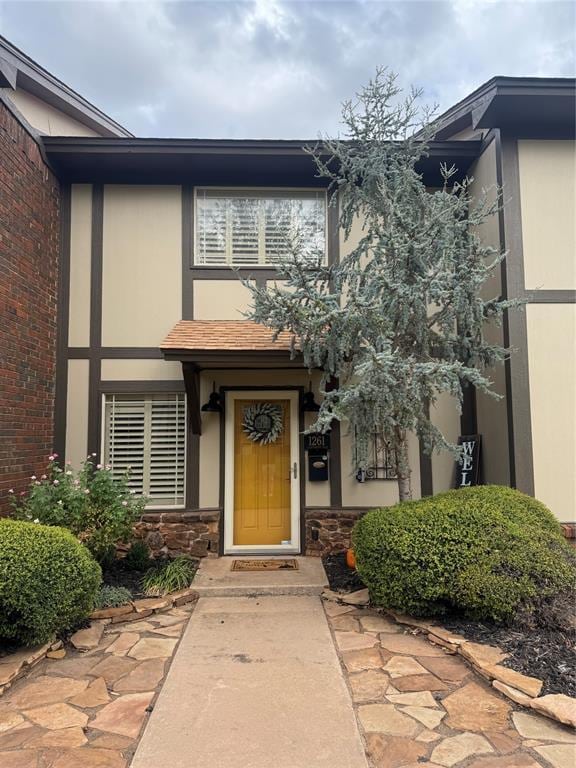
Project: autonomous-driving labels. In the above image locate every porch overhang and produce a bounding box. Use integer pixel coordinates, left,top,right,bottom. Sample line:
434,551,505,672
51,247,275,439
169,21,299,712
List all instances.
160,320,303,436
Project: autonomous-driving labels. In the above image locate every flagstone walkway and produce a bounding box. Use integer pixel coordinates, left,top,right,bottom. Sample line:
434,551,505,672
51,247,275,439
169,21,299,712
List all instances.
323,601,576,768
0,602,194,768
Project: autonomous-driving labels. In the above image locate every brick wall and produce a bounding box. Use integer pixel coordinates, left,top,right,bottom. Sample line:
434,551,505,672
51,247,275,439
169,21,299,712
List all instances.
0,100,60,513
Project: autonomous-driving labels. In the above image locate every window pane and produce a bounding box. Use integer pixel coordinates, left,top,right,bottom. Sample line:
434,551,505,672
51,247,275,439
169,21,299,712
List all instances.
195,189,326,266
104,393,186,507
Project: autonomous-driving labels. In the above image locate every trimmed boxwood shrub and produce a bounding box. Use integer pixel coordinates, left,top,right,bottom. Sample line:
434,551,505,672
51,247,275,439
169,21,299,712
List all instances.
0,519,101,646
352,485,576,624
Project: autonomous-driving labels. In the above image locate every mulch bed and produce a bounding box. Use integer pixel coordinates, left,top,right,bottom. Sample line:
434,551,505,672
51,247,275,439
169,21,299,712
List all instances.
322,551,576,699
323,552,365,593
101,560,148,600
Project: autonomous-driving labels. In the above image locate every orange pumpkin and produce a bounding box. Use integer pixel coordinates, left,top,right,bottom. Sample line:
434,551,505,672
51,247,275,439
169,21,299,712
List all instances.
346,548,356,569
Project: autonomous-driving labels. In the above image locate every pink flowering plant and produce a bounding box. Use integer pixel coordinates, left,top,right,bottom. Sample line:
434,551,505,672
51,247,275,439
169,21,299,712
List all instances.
11,454,147,563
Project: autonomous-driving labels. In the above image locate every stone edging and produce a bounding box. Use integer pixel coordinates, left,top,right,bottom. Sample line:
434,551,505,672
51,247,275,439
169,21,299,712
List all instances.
0,587,199,698
323,589,576,730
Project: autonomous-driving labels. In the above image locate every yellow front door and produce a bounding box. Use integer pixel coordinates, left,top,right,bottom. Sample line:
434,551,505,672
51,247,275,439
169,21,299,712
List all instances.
233,399,291,546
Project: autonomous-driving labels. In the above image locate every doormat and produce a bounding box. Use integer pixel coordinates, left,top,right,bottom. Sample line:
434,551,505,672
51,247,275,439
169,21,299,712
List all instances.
231,559,299,571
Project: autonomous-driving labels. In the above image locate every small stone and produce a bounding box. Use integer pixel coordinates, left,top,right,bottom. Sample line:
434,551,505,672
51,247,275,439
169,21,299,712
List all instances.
384,657,429,678
113,659,166,693
0,726,42,749
330,615,360,632
69,677,110,708
460,642,508,669
132,597,171,612
427,635,458,653
0,752,41,768
111,609,152,624
148,614,188,628
106,632,140,657
90,733,134,750
45,656,99,679
87,656,138,685
334,631,378,652
150,623,185,638
530,694,576,729
128,637,177,661
483,666,542,698
30,726,87,748
492,681,533,707
8,676,88,708
416,730,442,743
364,733,428,767
359,615,401,634
341,648,385,673
90,605,134,621
0,661,23,687
171,588,198,607
512,712,576,743
90,691,155,738
0,711,25,733
468,756,542,768
348,670,389,702
49,640,63,651
107,620,154,633
322,588,345,602
340,588,370,606
418,655,471,683
402,706,446,729
23,702,89,730
358,704,421,737
427,627,467,646
484,730,521,754
393,674,449,692
380,634,445,658
443,682,511,733
323,601,356,617
51,748,127,768
534,745,576,768
70,623,104,651
47,649,66,660
387,691,438,708
431,732,494,767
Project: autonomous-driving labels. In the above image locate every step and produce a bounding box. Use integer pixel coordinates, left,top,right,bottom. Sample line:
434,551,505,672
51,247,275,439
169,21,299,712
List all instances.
192,555,328,597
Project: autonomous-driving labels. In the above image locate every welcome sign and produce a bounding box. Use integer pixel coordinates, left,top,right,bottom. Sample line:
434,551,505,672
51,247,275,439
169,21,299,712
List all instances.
455,435,482,488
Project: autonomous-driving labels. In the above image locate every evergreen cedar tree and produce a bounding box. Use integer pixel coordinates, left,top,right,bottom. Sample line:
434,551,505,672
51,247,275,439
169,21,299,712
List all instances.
244,69,518,502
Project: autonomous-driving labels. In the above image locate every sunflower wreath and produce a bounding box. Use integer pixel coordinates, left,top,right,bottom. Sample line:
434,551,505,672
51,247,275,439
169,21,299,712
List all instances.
242,402,283,445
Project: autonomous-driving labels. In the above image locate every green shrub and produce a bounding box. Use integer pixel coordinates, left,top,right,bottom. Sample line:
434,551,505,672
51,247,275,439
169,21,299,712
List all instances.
0,519,101,646
142,556,196,596
352,485,576,624
124,540,152,572
10,455,147,563
95,585,133,609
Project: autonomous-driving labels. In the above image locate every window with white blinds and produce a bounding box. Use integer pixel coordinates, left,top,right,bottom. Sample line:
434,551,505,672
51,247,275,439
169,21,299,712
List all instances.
195,189,327,266
103,393,186,508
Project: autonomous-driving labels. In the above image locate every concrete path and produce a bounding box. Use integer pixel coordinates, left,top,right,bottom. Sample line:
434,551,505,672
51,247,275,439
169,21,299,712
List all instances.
131,596,369,768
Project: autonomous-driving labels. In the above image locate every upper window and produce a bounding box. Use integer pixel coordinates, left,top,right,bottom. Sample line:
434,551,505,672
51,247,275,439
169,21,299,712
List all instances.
103,393,186,508
195,189,327,266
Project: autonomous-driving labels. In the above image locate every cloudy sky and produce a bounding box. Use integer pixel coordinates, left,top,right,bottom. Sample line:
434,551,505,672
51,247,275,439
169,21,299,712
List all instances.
0,0,574,138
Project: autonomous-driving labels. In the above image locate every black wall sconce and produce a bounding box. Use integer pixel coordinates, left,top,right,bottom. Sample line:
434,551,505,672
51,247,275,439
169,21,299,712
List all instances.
201,382,223,413
301,382,320,413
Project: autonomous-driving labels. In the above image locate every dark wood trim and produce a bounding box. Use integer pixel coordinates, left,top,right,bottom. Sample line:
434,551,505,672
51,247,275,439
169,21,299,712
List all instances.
497,133,534,495
524,289,576,304
87,184,103,461
53,183,72,459
182,185,194,319
186,434,200,510
190,267,286,280
419,399,433,497
99,381,186,394
460,384,478,436
68,347,163,359
182,364,202,435
329,421,343,507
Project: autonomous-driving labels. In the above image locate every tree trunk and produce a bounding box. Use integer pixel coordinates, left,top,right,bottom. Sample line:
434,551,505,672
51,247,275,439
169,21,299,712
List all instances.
395,430,412,502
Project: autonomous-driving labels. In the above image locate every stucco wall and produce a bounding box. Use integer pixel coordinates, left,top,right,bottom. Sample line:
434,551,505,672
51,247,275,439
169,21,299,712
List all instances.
518,140,576,290
526,304,576,521
193,280,252,320
68,184,92,347
65,359,89,470
102,186,182,346
6,89,100,137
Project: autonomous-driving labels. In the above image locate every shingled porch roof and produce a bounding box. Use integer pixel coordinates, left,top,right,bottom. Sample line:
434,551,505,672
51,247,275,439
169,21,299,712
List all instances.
161,320,297,355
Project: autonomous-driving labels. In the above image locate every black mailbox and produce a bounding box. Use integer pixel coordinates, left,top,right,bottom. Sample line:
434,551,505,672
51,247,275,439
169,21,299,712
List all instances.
304,433,330,482
308,451,329,481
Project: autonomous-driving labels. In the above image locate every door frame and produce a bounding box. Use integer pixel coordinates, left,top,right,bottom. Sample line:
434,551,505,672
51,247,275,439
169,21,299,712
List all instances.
223,389,301,555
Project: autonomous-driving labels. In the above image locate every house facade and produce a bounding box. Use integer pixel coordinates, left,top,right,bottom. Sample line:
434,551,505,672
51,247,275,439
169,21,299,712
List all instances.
1,36,574,555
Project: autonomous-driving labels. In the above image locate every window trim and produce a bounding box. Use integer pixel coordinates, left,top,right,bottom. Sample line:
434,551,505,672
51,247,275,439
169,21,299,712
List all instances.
101,392,187,510
192,186,329,268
